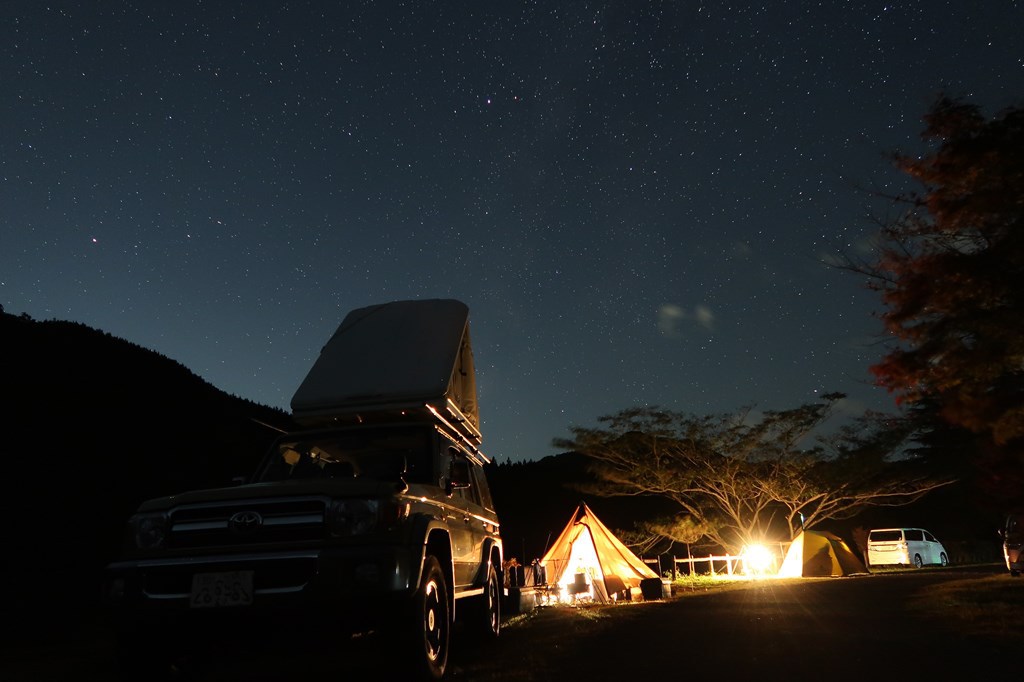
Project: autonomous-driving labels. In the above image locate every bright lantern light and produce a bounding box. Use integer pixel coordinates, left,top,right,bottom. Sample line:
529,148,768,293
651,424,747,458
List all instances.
742,543,775,575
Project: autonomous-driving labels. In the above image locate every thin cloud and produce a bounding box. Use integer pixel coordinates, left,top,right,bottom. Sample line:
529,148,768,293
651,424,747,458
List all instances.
658,303,715,337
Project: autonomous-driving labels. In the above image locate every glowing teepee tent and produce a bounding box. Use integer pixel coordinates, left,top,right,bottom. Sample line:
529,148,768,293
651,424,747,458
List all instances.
540,503,658,603
778,530,866,577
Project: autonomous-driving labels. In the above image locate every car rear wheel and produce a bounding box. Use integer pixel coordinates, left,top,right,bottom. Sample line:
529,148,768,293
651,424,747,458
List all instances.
470,561,501,640
913,554,924,569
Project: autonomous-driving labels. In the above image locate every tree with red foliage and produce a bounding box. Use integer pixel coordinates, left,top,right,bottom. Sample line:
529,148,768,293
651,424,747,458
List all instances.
866,97,1024,454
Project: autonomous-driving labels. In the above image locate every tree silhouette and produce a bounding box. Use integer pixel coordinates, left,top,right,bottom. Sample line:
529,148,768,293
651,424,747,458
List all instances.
556,397,951,552
866,98,1024,448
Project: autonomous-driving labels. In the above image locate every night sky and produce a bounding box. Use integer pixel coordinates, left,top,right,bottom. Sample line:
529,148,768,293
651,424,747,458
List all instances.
3,2,1022,462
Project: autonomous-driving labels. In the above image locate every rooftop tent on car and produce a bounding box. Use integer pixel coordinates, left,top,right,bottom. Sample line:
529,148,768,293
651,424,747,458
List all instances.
290,298,481,447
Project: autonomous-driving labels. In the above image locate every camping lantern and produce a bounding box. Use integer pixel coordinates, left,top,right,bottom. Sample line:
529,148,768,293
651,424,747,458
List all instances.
741,544,776,575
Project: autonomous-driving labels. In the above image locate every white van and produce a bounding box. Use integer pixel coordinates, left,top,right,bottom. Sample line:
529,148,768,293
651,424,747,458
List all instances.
866,528,949,568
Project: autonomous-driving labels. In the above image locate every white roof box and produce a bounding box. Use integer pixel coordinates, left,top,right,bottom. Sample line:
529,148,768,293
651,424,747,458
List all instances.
290,299,481,444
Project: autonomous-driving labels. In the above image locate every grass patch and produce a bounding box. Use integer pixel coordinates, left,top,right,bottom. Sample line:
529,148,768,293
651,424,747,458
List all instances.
573,605,612,620
502,611,539,629
670,572,760,594
910,574,1024,639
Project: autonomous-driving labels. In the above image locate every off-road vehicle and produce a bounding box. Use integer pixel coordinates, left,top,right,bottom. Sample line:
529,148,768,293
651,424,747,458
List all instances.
105,299,502,679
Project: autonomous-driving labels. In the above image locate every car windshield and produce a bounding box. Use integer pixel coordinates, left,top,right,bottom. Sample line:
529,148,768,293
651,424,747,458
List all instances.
869,530,903,542
255,427,433,484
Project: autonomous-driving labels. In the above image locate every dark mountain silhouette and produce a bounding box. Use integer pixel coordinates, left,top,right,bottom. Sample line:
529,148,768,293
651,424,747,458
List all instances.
1,311,292,634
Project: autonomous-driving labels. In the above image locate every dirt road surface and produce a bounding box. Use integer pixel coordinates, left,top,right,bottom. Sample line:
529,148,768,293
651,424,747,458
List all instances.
5,564,1019,681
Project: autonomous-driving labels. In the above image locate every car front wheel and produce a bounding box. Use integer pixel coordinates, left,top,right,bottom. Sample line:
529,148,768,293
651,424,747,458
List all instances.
410,555,450,680
940,552,948,567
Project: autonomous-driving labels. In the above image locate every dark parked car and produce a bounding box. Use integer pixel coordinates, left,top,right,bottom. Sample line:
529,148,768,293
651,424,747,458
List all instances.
105,300,502,680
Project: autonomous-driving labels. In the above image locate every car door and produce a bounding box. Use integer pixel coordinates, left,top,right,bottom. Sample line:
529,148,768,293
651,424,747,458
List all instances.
922,530,940,564
468,462,499,560
904,529,924,564
443,449,478,588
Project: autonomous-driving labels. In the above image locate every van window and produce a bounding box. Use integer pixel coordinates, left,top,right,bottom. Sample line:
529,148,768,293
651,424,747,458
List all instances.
905,529,924,542
923,530,937,542
869,530,902,542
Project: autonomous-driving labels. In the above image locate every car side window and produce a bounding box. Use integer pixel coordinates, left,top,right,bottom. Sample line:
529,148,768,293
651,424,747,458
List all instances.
923,530,936,542
462,480,483,507
470,465,494,511
452,479,481,506
445,448,482,506
906,529,923,542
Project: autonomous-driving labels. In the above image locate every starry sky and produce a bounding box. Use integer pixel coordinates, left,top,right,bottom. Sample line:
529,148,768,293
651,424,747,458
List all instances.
2,1,1022,463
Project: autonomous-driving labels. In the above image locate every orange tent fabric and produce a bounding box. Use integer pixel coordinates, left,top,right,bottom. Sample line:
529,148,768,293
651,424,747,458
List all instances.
540,503,658,602
778,530,867,577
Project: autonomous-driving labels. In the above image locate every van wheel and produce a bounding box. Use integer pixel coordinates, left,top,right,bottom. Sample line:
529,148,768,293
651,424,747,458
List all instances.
406,555,450,680
940,552,948,567
913,554,923,569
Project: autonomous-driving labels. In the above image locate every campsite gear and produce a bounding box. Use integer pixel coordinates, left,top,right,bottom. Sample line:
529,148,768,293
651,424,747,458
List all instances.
539,502,658,602
639,577,672,600
532,560,546,585
778,530,866,577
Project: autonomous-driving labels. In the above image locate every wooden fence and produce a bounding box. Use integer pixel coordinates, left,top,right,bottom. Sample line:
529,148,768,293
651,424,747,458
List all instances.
644,543,790,578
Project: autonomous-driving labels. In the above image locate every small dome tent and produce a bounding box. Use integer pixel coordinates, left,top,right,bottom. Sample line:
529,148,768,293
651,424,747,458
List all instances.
539,503,658,602
778,530,866,577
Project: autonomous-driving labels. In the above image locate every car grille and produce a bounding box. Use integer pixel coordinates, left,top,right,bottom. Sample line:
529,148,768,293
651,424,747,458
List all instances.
168,498,326,549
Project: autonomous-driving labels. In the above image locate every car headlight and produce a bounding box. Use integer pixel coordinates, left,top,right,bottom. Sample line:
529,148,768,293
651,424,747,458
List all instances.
326,499,379,537
130,512,169,550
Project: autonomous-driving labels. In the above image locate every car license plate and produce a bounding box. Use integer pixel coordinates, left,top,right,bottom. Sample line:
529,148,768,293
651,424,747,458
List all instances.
190,571,254,608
